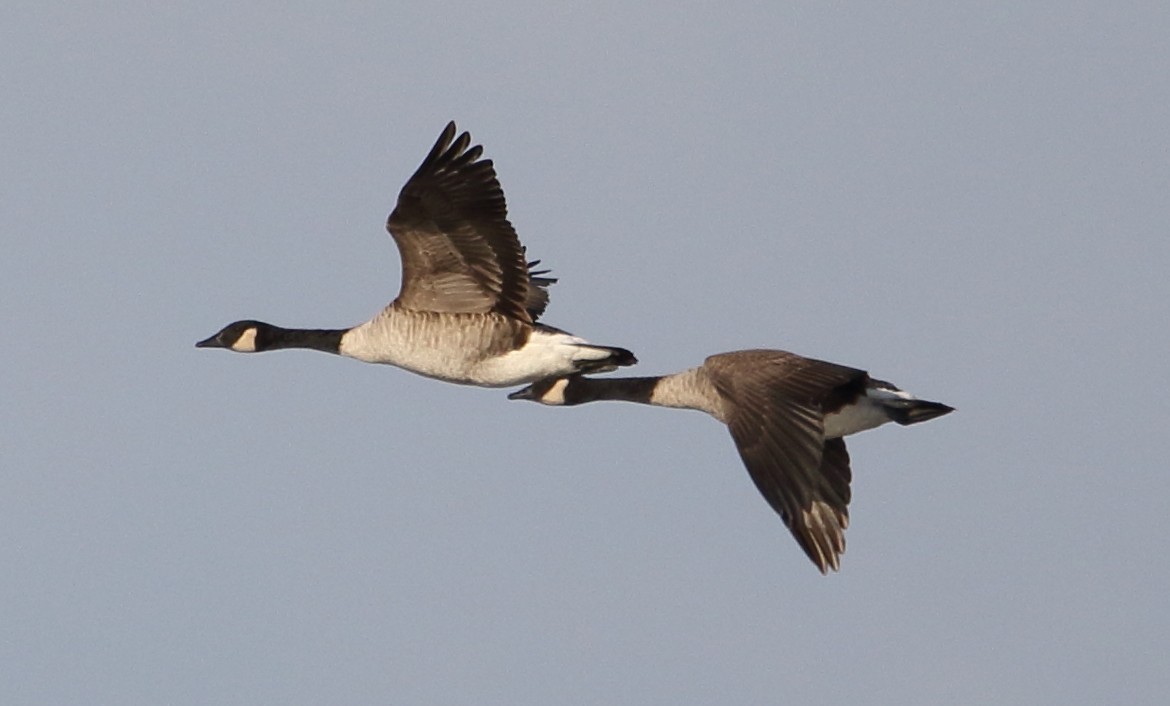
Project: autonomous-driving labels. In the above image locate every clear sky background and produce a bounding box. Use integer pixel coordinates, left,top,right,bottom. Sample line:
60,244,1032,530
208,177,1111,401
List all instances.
3,2,1168,704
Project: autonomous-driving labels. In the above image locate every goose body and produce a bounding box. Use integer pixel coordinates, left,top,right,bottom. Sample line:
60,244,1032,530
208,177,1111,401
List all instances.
508,349,953,573
196,123,636,387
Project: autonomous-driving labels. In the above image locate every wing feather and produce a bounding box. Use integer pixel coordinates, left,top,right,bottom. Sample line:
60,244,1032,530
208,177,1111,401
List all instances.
705,350,865,573
386,122,540,320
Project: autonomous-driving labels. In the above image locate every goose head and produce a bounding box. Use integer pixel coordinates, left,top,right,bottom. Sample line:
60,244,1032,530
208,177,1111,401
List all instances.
196,320,272,353
507,376,575,405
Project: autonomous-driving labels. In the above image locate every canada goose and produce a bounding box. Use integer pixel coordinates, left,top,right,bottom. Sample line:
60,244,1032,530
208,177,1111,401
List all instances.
196,122,636,387
507,349,953,573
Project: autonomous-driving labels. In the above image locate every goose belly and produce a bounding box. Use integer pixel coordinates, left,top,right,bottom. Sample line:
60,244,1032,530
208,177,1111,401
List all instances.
339,313,584,387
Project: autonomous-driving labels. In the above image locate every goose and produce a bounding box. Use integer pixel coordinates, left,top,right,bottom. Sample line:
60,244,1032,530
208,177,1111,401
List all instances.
507,349,953,573
196,122,636,387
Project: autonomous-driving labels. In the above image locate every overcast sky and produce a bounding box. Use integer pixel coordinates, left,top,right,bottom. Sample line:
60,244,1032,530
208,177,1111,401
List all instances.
3,2,1169,704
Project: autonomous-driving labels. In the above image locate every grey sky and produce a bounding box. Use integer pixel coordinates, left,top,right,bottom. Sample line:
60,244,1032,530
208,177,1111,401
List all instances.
3,2,1168,704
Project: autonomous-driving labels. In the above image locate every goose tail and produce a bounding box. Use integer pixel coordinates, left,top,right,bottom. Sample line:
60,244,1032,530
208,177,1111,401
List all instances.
883,398,955,426
572,344,638,373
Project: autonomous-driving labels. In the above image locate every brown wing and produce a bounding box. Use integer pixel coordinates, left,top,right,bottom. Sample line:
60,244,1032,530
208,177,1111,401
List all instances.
705,350,865,573
386,122,535,321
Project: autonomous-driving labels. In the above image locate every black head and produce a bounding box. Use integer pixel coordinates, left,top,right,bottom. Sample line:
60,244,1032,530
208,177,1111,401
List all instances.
195,320,271,352
507,376,579,405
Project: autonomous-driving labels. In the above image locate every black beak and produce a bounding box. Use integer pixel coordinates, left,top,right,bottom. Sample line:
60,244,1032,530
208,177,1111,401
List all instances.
507,385,535,401
195,335,221,349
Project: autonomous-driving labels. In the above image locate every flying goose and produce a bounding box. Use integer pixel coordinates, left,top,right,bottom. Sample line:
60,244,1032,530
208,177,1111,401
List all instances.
196,122,636,387
507,349,953,573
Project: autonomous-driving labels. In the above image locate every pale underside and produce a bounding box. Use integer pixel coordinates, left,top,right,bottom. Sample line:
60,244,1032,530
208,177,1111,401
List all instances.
339,307,612,387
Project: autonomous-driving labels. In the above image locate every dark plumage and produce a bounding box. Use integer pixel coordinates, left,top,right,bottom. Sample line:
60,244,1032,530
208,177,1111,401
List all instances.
509,349,953,573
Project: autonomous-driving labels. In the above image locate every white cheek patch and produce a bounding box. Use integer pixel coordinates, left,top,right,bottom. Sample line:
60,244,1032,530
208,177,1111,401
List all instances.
231,327,258,353
542,378,570,405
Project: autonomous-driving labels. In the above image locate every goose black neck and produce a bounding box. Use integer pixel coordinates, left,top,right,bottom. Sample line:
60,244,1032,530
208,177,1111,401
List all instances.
263,326,347,354
572,376,662,405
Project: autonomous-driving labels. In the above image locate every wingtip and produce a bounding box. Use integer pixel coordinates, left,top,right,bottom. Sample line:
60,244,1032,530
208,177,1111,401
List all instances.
809,547,842,575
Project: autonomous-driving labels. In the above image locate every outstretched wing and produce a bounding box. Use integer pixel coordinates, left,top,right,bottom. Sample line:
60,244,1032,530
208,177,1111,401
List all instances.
386,122,540,321
706,350,865,573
